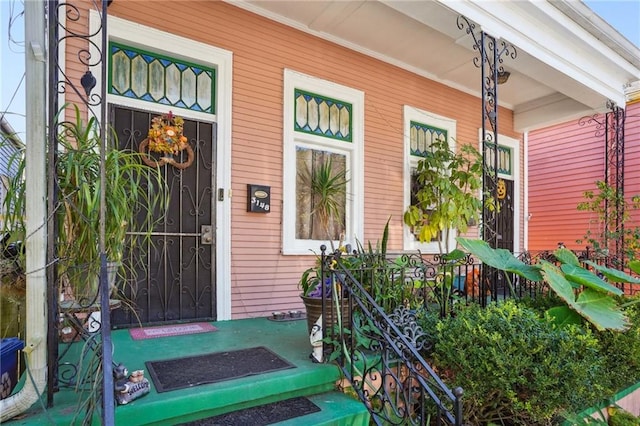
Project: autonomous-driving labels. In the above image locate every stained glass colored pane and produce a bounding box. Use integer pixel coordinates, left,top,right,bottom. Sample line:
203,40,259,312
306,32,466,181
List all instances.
410,121,447,158
109,42,216,114
182,68,197,108
485,143,512,176
197,72,212,112
294,89,352,142
111,50,130,95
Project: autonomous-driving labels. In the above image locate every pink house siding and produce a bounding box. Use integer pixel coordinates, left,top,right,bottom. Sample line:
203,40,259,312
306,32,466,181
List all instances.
528,100,640,255
104,1,522,319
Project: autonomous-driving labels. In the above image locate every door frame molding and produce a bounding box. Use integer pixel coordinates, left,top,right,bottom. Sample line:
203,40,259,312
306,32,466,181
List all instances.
478,131,521,253
89,12,233,319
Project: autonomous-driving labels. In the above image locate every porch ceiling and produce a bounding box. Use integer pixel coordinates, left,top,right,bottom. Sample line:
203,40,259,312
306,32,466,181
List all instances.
233,0,640,132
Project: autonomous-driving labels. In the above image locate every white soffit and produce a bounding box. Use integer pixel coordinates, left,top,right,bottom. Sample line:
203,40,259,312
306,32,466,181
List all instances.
229,0,639,131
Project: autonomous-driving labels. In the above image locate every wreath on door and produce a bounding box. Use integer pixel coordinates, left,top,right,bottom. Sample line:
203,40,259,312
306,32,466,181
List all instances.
139,111,194,169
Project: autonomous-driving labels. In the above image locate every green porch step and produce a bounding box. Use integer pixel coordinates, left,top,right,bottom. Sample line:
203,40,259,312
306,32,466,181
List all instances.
274,392,371,426
176,391,370,426
8,318,371,425
126,361,370,425
112,318,369,425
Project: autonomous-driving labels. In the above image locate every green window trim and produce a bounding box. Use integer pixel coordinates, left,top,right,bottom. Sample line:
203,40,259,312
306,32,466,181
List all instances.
409,121,447,158
294,89,352,142
485,142,513,176
108,41,216,114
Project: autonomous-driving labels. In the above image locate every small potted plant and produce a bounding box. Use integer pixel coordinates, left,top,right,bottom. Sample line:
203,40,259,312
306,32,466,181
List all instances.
297,156,350,334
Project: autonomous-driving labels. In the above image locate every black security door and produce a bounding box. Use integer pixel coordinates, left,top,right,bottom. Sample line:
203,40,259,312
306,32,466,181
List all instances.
496,178,514,252
110,105,217,326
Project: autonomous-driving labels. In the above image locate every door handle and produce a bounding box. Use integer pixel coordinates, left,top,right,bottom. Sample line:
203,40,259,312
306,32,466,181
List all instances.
201,225,213,245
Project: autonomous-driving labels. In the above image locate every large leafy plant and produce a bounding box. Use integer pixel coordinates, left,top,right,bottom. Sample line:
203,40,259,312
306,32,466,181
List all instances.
403,138,486,314
457,237,640,331
404,137,484,254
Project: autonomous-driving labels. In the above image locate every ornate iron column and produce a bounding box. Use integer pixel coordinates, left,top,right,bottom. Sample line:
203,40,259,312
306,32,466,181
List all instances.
46,0,113,422
457,16,517,250
606,102,625,264
579,101,626,264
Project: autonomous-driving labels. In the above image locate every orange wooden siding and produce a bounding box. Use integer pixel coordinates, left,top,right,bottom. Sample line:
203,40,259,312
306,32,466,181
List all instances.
101,1,521,318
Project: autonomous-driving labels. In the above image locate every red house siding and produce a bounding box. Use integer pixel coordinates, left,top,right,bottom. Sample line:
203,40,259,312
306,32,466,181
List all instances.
625,101,640,239
528,100,640,255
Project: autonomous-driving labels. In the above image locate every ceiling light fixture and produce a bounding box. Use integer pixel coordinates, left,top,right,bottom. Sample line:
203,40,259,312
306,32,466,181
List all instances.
497,70,511,85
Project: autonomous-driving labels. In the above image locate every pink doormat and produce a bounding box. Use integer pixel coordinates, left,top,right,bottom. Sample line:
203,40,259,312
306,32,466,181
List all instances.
129,322,218,340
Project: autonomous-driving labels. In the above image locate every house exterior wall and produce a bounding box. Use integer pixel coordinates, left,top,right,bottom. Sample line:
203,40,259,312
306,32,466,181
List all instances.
626,101,640,221
75,0,523,319
625,100,640,259
527,97,640,255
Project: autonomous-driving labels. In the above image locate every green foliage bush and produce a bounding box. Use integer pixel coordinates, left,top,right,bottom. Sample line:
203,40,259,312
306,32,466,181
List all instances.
594,294,640,393
423,300,608,425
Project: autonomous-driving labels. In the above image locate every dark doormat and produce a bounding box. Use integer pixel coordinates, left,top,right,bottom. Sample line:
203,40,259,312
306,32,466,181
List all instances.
145,346,295,393
177,396,321,426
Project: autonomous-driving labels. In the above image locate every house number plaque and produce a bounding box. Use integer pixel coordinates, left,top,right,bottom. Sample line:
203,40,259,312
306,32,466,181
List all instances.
247,184,270,213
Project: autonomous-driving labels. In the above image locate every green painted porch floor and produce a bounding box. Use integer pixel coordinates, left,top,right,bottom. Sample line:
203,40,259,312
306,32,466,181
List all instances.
8,317,370,425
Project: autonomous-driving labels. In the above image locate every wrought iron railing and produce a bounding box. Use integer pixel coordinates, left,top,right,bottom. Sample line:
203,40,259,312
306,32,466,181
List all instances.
317,244,638,425
318,246,464,425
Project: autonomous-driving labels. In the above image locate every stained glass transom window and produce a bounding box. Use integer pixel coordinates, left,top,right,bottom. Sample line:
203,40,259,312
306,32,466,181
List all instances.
294,89,352,142
486,143,512,176
109,42,215,114
410,121,447,157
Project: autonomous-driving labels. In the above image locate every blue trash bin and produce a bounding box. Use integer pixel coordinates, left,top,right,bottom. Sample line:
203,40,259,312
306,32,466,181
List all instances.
453,275,466,292
0,337,24,400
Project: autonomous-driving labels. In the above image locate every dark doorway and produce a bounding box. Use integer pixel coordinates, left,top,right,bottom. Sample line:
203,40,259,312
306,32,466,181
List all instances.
496,178,514,252
110,105,217,326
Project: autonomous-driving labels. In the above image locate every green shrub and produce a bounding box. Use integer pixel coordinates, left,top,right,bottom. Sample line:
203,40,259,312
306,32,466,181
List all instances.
594,294,640,392
427,300,606,425
608,406,640,426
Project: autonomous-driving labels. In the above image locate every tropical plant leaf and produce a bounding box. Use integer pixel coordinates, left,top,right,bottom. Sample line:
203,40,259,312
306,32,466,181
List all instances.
546,306,584,327
584,261,640,284
573,289,629,331
542,263,628,331
381,217,389,258
553,248,580,266
443,249,466,262
560,264,623,296
629,260,640,275
456,237,543,282
541,262,576,302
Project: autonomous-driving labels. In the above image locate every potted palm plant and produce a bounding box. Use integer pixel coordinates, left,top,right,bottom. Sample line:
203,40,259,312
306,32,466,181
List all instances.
56,105,167,306
297,155,350,335
2,105,167,313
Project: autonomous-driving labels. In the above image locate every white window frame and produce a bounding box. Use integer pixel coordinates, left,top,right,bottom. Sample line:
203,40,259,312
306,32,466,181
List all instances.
403,106,457,253
282,69,364,255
